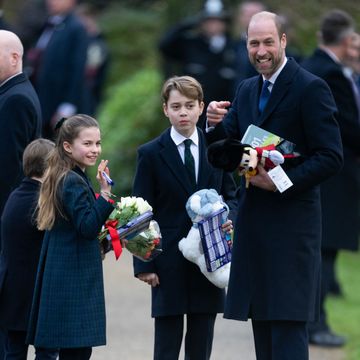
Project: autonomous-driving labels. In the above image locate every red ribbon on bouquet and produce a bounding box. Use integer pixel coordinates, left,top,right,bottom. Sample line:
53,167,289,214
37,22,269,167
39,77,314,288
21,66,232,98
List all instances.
105,219,123,260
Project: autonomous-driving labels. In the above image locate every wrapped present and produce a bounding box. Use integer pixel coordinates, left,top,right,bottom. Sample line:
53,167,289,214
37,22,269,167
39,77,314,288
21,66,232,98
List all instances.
178,189,232,288
198,207,232,272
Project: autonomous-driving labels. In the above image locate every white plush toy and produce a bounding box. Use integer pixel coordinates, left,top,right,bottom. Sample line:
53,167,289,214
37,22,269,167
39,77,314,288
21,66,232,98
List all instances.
178,189,231,288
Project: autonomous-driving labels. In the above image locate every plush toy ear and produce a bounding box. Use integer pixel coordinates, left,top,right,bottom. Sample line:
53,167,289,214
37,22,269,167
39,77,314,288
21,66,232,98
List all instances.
207,138,247,172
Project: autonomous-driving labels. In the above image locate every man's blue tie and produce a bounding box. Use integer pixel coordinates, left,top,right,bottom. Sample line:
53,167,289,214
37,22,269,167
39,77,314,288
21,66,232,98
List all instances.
184,139,196,189
258,80,271,114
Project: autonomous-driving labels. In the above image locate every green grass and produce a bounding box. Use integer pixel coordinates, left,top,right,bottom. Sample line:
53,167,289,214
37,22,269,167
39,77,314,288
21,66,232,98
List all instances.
326,251,360,360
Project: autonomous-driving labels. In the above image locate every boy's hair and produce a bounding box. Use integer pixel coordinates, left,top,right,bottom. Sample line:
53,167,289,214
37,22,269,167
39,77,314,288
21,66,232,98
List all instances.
37,114,99,231
23,138,55,178
162,76,204,104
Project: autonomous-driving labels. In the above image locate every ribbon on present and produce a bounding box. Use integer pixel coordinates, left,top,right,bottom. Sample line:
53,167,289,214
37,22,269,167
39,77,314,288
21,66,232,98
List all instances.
105,219,122,260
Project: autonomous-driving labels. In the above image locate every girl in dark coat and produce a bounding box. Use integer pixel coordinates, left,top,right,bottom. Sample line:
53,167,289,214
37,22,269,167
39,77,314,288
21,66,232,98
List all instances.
0,138,55,359
27,114,115,360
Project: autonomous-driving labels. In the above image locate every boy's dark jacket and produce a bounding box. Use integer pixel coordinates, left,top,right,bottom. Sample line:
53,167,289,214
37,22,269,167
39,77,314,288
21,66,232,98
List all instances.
132,127,238,317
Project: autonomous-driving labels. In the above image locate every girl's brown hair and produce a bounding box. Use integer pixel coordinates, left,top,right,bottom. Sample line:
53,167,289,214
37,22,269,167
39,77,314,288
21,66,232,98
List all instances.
37,114,99,230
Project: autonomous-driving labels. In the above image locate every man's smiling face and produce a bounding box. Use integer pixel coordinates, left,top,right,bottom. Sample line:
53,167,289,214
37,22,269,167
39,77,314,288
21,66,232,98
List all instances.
247,13,287,79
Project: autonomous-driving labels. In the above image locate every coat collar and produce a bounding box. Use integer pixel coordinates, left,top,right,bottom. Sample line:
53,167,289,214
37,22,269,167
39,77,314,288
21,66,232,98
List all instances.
0,73,27,95
72,166,96,198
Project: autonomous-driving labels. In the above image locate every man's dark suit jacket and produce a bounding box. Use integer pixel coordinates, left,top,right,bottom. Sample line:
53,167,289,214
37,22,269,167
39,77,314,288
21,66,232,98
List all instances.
302,48,360,251
0,178,43,331
207,58,343,322
132,128,238,317
0,73,42,250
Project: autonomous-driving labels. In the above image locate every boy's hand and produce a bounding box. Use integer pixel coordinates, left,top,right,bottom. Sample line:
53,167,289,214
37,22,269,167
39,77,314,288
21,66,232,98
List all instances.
138,272,160,287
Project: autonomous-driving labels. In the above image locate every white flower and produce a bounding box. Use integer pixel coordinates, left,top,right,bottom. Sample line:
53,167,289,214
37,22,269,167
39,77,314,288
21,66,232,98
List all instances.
136,197,152,213
120,196,136,209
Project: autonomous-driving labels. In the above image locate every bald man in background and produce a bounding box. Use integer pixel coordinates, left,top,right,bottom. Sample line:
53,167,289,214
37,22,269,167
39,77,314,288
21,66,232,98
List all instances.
0,30,41,360
0,26,42,311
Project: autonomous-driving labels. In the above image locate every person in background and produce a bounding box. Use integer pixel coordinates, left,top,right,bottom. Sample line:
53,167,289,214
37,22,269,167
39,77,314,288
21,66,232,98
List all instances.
0,138,57,360
301,9,360,348
159,0,237,129
26,0,88,139
234,1,266,83
132,76,237,360
26,115,116,360
12,0,47,53
206,11,343,359
344,32,360,96
0,0,11,30
0,29,42,245
0,28,41,360
76,3,109,117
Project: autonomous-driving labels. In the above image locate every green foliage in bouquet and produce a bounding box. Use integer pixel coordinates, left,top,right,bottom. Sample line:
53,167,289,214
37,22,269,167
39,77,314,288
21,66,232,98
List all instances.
126,221,162,261
94,68,166,195
109,205,140,227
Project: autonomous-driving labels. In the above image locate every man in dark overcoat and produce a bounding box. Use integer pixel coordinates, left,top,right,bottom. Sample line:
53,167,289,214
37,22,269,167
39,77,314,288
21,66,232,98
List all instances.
302,9,360,347
206,11,343,359
0,29,42,359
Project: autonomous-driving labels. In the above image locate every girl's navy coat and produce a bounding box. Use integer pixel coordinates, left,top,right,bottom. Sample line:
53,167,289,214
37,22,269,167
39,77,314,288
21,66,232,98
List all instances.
0,178,43,331
27,167,114,348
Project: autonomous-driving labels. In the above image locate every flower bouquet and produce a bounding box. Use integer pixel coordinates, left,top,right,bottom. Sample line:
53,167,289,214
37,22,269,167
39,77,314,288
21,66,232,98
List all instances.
125,220,162,261
99,196,162,261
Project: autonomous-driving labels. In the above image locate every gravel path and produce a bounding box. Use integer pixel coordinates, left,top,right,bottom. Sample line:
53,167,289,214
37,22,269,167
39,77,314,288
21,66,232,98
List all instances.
90,252,346,360
27,250,345,359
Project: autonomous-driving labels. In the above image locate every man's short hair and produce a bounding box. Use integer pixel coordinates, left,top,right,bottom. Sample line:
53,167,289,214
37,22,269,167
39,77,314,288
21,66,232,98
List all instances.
320,9,354,46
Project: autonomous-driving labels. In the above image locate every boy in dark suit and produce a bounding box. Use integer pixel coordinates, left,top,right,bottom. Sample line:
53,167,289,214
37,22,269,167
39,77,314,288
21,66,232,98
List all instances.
132,76,237,360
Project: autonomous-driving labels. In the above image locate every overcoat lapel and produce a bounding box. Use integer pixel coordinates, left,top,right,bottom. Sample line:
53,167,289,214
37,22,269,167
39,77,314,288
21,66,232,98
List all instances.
159,130,195,194
0,73,26,95
197,129,213,190
251,77,263,126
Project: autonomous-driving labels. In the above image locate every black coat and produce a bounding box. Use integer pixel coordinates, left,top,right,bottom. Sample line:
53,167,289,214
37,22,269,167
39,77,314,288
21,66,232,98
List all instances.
0,178,42,330
302,48,360,251
132,128,238,317
0,73,42,250
33,12,88,137
207,58,343,321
